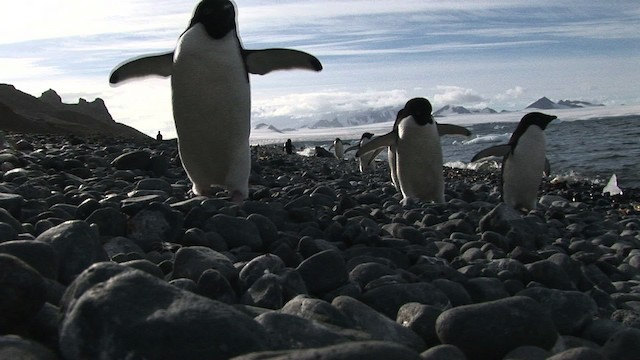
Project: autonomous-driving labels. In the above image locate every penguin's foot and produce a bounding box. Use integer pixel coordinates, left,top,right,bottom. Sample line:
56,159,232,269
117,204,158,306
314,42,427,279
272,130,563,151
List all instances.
230,190,246,204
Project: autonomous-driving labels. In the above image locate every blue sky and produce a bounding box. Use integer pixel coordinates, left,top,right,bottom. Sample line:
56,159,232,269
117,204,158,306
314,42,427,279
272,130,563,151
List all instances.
1,0,639,137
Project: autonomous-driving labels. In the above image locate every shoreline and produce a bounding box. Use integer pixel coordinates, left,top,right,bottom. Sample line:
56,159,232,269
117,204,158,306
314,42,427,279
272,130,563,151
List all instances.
1,132,640,359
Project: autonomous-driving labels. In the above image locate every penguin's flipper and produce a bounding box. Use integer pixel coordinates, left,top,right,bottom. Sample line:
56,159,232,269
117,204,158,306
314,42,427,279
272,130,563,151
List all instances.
243,49,323,75
344,145,360,153
544,157,551,176
365,148,385,167
471,144,512,162
355,132,395,157
437,124,472,137
109,52,174,84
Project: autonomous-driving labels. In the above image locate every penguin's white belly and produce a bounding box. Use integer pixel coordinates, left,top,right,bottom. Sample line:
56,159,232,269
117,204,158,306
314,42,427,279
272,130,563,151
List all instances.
503,128,546,210
396,124,444,202
171,27,251,197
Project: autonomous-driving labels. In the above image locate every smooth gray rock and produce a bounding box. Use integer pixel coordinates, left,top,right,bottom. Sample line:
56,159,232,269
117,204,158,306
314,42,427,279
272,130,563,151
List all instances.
517,287,598,335
360,282,451,319
85,207,128,237
332,296,426,352
228,340,421,360
547,347,605,360
239,253,286,289
196,268,237,304
204,214,263,251
602,328,640,360
0,254,46,333
420,344,468,360
172,246,238,283
59,269,268,360
297,249,349,294
111,150,151,170
0,240,58,279
281,295,354,329
255,312,363,350
126,202,184,251
35,220,108,284
0,335,58,360
436,296,558,360
396,302,442,347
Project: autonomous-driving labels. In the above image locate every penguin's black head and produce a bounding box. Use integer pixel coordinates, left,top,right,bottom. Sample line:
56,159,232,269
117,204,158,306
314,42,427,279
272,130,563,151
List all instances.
521,112,557,130
190,0,237,39
403,97,433,125
362,132,374,140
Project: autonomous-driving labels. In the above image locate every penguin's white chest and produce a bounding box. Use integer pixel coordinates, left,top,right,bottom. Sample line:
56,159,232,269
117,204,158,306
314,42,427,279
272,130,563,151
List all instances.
170,25,251,197
395,119,444,202
503,127,546,210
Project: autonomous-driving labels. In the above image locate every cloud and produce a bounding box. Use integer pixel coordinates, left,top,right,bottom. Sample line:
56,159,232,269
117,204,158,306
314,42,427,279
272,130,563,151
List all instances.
495,86,525,101
432,86,487,106
252,89,408,118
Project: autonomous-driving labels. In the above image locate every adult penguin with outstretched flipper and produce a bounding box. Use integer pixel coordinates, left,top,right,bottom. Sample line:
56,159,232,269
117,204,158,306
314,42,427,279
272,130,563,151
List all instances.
345,132,379,172
356,98,471,202
109,0,322,203
471,112,556,211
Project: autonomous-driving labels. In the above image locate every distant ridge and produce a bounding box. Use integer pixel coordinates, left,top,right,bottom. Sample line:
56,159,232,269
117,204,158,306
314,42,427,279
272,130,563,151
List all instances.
433,105,497,117
0,84,150,139
526,96,604,110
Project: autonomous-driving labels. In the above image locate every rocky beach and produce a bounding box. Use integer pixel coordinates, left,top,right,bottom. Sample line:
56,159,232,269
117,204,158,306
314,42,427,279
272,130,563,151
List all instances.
1,131,640,360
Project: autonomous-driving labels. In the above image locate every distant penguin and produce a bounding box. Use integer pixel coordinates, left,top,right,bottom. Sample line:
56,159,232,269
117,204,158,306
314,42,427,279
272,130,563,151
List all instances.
356,98,471,202
471,112,556,211
284,139,294,154
329,138,346,159
345,132,377,172
109,0,322,203
156,131,163,141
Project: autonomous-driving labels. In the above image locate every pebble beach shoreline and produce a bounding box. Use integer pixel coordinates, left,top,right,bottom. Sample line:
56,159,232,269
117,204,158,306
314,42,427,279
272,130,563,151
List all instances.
1,132,640,360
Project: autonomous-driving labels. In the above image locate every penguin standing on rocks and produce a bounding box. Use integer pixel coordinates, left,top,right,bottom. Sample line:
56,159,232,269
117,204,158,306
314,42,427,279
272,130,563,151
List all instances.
471,112,557,211
356,98,471,202
109,0,322,202
329,138,346,160
345,132,378,172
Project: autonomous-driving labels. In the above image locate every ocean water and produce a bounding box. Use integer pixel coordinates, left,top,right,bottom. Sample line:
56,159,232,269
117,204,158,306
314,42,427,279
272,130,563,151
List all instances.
251,109,640,189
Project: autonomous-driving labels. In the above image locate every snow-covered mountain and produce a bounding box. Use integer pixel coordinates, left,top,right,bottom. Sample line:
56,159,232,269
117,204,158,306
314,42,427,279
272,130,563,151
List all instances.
433,105,497,117
254,107,397,130
526,97,604,110
252,97,606,130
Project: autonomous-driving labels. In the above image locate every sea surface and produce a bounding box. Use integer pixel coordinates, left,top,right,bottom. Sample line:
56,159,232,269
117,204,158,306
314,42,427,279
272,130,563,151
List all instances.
251,109,640,189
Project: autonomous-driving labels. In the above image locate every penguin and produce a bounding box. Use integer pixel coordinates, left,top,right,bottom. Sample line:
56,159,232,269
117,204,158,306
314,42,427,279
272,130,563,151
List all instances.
356,98,471,202
345,132,378,172
109,0,322,203
284,139,294,155
471,112,556,211
329,138,346,159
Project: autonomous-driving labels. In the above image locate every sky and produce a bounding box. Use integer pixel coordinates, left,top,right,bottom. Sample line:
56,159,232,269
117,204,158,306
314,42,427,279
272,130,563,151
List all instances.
1,0,639,138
